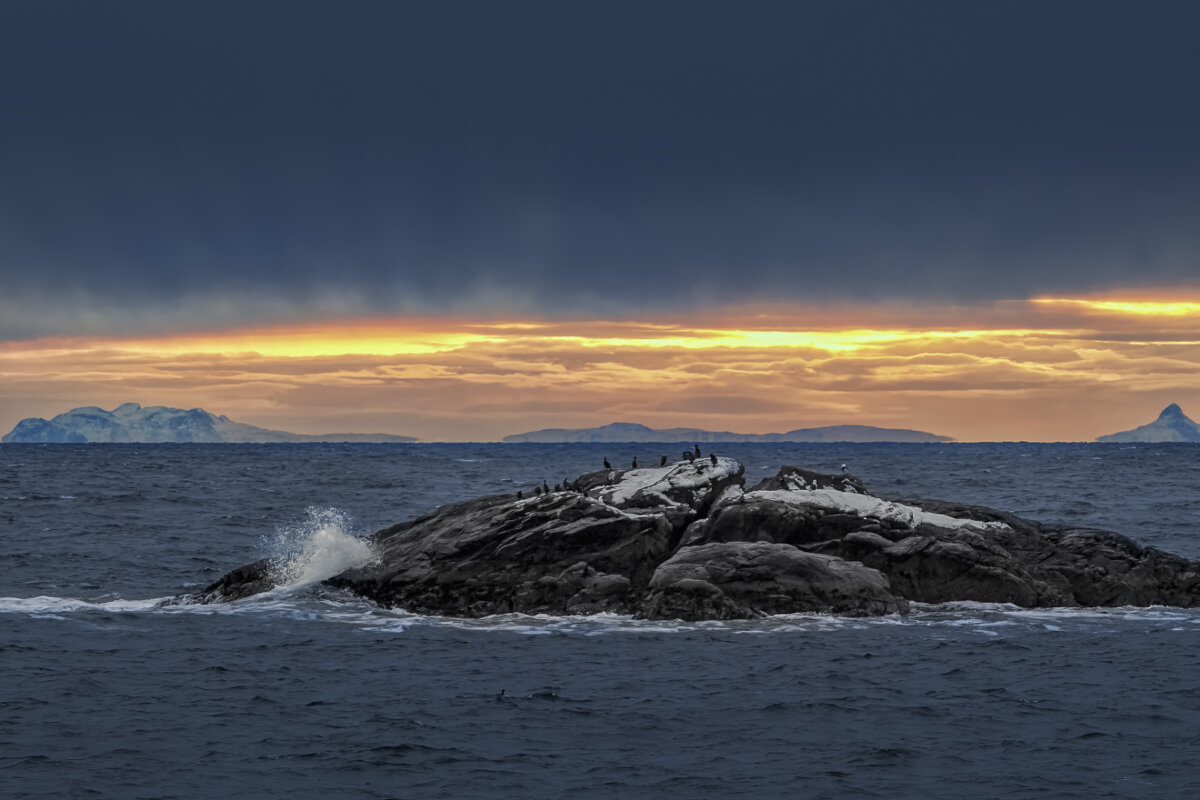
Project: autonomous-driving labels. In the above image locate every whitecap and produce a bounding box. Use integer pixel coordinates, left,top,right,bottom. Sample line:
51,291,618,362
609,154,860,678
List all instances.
0,595,172,614
263,507,378,590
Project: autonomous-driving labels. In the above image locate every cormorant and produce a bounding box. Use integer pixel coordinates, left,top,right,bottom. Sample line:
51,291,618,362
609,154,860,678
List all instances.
516,490,523,499
632,457,638,469
603,457,611,469
660,455,667,467
694,444,702,457
543,480,550,494
683,450,695,462
534,486,542,496
554,483,561,492
710,452,718,467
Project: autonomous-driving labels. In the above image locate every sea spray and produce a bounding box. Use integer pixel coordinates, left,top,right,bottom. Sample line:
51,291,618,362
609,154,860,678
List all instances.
265,507,378,589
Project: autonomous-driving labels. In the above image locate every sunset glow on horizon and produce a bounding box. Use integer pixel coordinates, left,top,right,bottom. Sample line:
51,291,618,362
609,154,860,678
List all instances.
3,294,1198,443
1031,297,1200,317
48,321,1058,358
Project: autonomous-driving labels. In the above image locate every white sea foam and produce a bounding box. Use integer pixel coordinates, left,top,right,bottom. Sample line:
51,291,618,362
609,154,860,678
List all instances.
345,608,909,636
5,589,1198,638
0,595,170,614
265,507,378,589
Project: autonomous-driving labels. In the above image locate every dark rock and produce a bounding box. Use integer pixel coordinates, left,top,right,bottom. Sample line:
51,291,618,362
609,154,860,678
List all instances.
1037,528,1200,607
681,500,825,548
194,461,1200,619
324,491,673,616
642,541,907,619
195,558,276,601
748,465,866,494
708,476,1200,609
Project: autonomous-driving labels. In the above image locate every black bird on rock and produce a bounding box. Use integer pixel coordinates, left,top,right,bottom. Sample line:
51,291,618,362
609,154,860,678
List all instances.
603,457,611,469
710,452,718,467
694,444,702,457
632,457,638,469
684,450,695,462
543,480,551,494
660,455,667,467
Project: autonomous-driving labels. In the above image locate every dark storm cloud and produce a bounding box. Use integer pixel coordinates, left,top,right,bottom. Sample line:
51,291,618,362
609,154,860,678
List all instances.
3,0,1200,334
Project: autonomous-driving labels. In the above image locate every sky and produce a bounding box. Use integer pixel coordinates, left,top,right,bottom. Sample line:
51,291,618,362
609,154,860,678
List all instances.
3,0,1200,441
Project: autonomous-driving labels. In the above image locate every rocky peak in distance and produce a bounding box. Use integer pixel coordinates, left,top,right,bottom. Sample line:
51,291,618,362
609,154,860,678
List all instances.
1096,404,1200,443
1,403,417,444
503,420,952,443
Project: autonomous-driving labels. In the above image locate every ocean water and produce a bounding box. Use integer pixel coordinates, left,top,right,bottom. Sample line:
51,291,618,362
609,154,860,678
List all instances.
2,442,1200,799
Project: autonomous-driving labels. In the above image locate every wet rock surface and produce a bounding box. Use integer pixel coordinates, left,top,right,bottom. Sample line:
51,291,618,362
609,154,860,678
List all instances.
195,459,1200,619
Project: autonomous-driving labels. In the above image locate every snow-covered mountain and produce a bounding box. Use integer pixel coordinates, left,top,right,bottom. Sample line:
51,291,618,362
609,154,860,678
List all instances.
502,420,951,443
1,403,417,443
1096,404,1200,443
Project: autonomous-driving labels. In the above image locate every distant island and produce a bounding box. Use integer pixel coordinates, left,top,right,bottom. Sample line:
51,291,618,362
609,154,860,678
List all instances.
1,403,417,444
1097,404,1200,443
502,421,952,444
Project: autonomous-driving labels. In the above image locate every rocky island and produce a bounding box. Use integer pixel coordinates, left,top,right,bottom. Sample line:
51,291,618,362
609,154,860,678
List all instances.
1097,403,1200,443
195,456,1200,620
503,420,952,443
2,403,417,444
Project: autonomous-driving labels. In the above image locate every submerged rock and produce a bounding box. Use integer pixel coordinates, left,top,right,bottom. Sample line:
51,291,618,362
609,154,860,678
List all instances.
194,460,1200,620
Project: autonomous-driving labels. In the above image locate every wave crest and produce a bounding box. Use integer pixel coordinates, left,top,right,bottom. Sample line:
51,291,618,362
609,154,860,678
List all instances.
266,508,377,589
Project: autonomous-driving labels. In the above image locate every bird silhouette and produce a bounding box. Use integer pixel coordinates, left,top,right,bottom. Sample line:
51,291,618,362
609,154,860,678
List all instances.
632,457,638,469
603,457,611,469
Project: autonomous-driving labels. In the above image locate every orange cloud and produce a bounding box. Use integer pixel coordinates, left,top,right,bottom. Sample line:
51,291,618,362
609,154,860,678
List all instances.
2,294,1199,442
1032,297,1200,318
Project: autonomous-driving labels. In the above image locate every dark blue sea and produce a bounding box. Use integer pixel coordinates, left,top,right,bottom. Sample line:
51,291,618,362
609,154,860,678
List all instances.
3,442,1200,799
